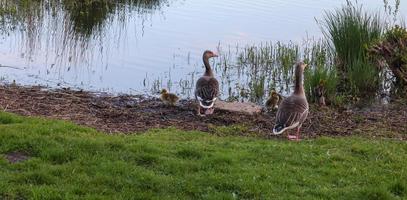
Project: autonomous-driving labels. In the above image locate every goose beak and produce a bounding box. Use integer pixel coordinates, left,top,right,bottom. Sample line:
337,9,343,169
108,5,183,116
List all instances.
213,53,219,57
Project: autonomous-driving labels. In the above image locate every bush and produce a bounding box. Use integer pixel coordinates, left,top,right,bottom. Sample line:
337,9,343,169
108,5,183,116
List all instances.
369,25,407,96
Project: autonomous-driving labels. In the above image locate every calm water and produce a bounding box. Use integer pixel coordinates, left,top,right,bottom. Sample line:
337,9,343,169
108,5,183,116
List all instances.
0,0,405,101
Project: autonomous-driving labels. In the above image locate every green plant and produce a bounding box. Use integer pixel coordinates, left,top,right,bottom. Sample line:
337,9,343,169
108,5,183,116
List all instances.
250,75,266,103
348,59,380,96
369,25,407,95
1,112,407,199
304,65,338,104
332,94,346,106
321,2,383,97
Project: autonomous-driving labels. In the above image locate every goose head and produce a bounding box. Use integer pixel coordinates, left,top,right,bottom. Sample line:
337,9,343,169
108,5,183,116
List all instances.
297,62,308,70
160,89,168,95
270,90,279,98
203,50,218,60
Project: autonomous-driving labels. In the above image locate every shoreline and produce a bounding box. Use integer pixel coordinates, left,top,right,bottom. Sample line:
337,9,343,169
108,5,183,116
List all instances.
0,84,406,140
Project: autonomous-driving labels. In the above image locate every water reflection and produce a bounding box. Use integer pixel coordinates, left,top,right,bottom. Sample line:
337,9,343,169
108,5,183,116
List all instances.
0,0,171,80
0,0,405,103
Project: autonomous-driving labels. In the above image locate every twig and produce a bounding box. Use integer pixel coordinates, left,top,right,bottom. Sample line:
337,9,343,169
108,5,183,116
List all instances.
0,65,23,70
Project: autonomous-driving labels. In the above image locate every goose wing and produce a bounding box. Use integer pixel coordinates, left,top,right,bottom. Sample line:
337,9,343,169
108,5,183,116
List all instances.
274,95,308,133
195,76,219,108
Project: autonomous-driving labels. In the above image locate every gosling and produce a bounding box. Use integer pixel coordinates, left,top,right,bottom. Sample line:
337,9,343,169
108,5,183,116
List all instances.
266,90,281,111
160,89,179,106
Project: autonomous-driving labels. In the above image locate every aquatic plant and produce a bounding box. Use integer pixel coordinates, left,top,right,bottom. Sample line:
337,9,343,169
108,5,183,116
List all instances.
383,0,401,22
321,1,383,97
249,75,266,103
304,65,338,104
303,40,338,104
348,59,380,96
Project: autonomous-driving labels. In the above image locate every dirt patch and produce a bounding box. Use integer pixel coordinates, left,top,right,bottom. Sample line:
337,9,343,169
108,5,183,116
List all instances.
0,85,406,140
5,151,30,163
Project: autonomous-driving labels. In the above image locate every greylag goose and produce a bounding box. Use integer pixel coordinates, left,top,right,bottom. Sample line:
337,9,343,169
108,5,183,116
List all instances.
273,62,309,140
160,89,179,106
195,50,219,116
266,89,283,111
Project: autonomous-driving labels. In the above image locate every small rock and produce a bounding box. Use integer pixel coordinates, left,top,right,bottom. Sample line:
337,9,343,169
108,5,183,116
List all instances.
215,101,262,115
353,129,362,134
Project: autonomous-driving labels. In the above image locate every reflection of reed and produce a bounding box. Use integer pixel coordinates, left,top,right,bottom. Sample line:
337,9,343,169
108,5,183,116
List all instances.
0,0,170,74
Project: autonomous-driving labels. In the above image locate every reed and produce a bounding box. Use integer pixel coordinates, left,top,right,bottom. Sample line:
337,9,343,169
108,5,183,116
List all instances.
303,40,338,104
321,1,383,96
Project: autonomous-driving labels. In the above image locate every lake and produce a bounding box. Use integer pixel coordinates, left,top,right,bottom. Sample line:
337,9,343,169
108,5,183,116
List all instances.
0,0,405,102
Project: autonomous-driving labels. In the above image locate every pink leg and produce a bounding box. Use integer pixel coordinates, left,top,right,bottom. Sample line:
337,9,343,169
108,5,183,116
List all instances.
287,127,301,141
197,105,205,117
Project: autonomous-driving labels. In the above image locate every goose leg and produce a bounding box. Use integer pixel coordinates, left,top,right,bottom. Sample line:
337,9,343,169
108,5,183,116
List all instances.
197,105,205,117
287,127,301,141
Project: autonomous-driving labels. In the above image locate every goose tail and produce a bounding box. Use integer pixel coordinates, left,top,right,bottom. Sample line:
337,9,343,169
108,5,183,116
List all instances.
272,124,285,135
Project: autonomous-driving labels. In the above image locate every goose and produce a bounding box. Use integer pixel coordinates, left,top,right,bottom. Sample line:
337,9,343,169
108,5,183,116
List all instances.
160,89,179,106
273,62,309,140
195,50,219,116
266,89,282,111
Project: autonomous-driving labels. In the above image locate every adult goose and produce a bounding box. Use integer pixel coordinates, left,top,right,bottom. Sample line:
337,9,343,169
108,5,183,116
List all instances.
195,50,219,116
273,62,309,140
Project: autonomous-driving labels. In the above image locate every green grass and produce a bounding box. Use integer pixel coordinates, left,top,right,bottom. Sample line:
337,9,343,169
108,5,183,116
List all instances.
0,112,406,199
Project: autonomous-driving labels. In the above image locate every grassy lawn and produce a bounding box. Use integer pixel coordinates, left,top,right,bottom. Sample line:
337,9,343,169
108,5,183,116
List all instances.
0,112,406,200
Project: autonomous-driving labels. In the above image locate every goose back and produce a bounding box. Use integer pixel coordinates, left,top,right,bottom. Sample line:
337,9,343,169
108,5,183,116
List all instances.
195,76,219,108
273,94,308,134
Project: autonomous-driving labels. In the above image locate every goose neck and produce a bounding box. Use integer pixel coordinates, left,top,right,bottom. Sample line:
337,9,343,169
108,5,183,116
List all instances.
203,56,214,77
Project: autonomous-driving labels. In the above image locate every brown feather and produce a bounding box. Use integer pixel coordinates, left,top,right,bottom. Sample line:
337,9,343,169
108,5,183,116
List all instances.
275,95,309,128
274,62,309,133
195,51,220,110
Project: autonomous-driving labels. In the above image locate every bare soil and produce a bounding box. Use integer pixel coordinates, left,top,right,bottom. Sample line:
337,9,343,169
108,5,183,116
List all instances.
5,151,30,163
0,85,406,140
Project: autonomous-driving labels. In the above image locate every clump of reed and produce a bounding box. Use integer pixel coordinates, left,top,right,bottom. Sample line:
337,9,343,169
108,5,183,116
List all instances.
303,40,338,104
229,42,300,102
321,1,384,97
212,40,339,104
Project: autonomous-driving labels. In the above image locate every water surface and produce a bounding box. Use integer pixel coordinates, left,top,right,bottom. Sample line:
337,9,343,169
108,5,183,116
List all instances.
0,0,405,101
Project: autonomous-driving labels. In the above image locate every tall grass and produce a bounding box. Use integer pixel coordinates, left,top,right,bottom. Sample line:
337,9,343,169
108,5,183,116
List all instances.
321,1,383,97
304,40,338,104
348,59,380,95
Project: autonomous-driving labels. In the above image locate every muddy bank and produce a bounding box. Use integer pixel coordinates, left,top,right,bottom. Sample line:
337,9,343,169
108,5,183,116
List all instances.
0,85,406,140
